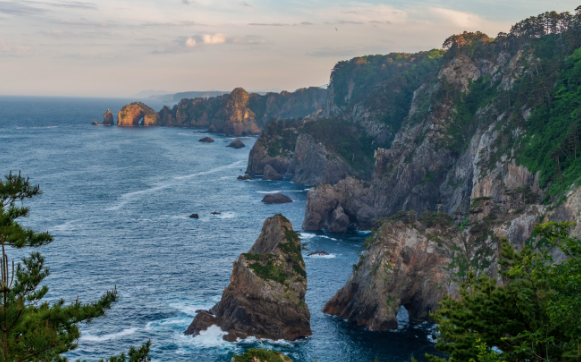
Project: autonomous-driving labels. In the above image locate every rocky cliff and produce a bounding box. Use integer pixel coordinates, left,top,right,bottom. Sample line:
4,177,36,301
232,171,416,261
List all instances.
186,214,311,341
120,87,325,135
117,102,158,126
308,11,581,330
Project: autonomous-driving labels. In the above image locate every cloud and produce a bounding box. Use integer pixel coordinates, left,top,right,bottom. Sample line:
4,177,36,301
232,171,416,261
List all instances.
300,21,313,26
24,1,97,10
201,33,226,44
248,23,288,26
338,20,364,25
139,20,204,27
241,1,252,7
0,1,47,16
0,40,33,56
56,18,111,27
185,37,196,47
430,8,485,28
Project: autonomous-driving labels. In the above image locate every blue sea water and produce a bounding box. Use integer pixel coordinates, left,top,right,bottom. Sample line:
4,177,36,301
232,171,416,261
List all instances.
0,96,442,362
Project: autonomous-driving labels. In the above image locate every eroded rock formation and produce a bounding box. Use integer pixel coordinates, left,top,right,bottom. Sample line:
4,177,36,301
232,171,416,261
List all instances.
262,165,283,180
323,219,461,329
117,102,158,126
262,193,292,204
186,214,311,341
102,109,114,125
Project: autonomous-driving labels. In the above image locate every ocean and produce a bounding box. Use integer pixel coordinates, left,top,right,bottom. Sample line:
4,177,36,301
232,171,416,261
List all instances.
0,96,441,362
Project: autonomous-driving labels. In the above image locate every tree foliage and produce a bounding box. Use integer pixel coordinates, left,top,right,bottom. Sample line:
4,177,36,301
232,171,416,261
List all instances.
427,221,581,362
0,172,150,362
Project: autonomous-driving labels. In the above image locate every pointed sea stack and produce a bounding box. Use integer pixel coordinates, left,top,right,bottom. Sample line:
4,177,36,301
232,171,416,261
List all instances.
185,214,311,341
103,109,114,125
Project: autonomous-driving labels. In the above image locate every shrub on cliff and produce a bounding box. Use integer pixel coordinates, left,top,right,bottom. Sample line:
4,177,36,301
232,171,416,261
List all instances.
0,172,150,361
232,348,292,362
428,221,581,362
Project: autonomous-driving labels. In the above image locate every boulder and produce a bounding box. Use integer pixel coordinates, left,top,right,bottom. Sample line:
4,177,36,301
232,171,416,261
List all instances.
91,121,100,125
189,214,199,219
262,193,292,204
237,172,252,180
307,251,330,256
184,311,217,336
199,137,215,143
227,140,245,149
102,109,114,125
263,165,283,181
186,214,311,341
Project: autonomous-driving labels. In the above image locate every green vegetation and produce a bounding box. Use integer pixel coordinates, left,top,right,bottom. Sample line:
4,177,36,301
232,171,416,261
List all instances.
428,221,581,362
330,50,445,138
262,119,303,158
232,348,291,362
0,172,149,361
302,118,377,173
246,254,288,284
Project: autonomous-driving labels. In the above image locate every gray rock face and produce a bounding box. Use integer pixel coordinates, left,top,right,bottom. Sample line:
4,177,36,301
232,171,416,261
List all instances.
263,164,283,180
262,193,292,204
227,139,245,148
323,220,461,330
286,134,352,186
247,140,292,176
186,214,311,341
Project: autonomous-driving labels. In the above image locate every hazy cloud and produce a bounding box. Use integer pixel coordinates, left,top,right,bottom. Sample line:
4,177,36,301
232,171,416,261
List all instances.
0,1,48,16
430,8,485,28
306,47,357,57
241,1,252,7
248,23,288,26
56,18,111,27
0,39,33,56
24,1,97,10
300,21,314,25
140,20,204,27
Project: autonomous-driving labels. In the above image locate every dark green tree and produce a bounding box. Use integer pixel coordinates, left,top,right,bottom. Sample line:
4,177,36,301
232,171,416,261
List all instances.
427,221,581,362
0,172,149,362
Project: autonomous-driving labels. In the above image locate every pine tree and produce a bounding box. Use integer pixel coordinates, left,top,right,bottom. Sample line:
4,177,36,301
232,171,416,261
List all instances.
0,172,149,362
427,221,581,362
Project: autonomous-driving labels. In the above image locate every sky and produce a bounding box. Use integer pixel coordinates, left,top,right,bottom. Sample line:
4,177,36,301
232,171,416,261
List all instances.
0,0,579,98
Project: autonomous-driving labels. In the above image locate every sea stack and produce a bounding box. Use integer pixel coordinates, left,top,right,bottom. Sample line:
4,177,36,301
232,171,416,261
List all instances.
117,102,158,126
185,214,311,341
103,109,114,125
227,139,245,149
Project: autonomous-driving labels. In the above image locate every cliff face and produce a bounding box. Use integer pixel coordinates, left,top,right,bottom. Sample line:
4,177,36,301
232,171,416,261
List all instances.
186,214,311,341
154,87,325,135
303,17,581,329
117,102,158,126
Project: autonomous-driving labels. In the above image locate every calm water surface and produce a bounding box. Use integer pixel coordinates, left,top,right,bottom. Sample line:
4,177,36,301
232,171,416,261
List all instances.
0,96,441,362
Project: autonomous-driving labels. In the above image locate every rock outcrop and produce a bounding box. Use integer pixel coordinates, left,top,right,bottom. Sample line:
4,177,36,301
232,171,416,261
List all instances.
187,214,311,341
208,88,262,136
199,137,214,143
262,193,293,204
323,218,461,329
91,121,100,125
117,102,158,126
232,349,293,362
102,109,114,125
227,140,245,149
263,165,283,181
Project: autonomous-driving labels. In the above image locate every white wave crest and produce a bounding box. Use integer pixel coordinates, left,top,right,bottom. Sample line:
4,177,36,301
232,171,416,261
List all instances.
80,328,137,342
16,126,58,129
106,161,243,211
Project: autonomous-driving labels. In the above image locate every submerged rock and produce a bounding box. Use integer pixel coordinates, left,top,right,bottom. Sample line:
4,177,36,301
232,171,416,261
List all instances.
102,109,114,125
237,172,252,180
262,164,283,181
227,140,245,149
307,251,329,256
91,121,100,125
199,137,215,143
262,193,292,204
189,214,199,219
186,214,311,341
210,212,222,215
